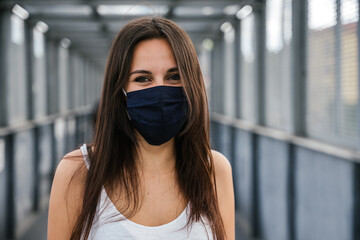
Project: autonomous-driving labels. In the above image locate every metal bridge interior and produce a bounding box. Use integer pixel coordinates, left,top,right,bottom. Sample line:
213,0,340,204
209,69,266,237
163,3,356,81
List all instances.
1,0,360,240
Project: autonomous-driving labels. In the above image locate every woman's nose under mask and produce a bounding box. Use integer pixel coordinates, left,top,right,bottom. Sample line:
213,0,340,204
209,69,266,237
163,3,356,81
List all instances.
124,86,188,145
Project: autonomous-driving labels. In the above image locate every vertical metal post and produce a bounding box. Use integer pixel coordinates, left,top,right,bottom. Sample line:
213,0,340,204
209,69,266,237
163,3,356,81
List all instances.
355,3,360,238
230,126,237,167
354,0,360,217
289,0,307,237
251,132,260,238
25,21,34,120
353,162,360,240
47,39,60,115
335,0,342,138
357,0,360,151
234,20,242,119
250,1,266,237
50,122,57,179
287,143,296,240
255,2,266,126
6,133,14,239
33,127,40,212
292,0,307,136
0,8,7,126
211,39,217,114
219,38,225,115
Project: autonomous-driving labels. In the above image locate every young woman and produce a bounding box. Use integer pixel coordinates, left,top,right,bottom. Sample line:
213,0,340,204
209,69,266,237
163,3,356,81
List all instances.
48,17,234,240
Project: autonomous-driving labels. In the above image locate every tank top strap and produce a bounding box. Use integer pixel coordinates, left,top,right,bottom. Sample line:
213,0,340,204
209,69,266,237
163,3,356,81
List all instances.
80,143,90,170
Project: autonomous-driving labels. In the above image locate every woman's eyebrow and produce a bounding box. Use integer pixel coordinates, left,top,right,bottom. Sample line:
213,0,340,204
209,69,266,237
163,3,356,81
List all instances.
167,67,178,73
129,67,178,76
129,70,151,75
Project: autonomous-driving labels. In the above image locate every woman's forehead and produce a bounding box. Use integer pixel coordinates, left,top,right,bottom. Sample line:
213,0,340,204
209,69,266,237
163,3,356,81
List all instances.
130,39,177,72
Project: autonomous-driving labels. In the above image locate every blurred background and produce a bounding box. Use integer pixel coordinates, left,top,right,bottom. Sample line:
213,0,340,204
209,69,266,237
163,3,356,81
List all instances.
0,0,359,239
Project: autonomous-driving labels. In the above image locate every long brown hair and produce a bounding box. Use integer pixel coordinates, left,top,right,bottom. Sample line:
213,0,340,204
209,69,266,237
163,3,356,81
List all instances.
69,16,225,240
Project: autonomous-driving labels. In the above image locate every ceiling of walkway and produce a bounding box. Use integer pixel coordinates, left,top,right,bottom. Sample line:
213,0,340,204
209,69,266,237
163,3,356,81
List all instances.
2,0,258,68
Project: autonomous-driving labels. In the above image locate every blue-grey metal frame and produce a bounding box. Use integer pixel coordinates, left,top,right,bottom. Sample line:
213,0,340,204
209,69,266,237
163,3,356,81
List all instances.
0,108,93,239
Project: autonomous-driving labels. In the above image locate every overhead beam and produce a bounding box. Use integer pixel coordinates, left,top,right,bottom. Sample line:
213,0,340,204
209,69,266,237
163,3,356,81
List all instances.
70,44,109,49
4,0,256,7
89,5,114,46
28,14,236,24
48,28,219,38
48,32,115,39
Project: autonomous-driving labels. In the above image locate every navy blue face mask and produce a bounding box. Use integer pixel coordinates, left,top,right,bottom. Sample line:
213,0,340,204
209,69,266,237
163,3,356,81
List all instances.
124,86,188,146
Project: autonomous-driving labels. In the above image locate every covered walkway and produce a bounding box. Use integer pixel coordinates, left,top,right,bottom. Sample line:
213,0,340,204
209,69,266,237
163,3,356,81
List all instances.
0,0,360,240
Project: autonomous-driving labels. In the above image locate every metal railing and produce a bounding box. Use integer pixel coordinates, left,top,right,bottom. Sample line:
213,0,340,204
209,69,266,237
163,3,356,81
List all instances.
0,105,94,240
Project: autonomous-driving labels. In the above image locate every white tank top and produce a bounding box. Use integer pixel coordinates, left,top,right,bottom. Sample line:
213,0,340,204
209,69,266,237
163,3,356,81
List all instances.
80,144,214,240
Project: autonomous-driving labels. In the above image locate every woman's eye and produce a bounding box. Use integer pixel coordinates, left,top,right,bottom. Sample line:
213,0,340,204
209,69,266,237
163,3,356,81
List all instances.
134,76,150,83
168,74,180,81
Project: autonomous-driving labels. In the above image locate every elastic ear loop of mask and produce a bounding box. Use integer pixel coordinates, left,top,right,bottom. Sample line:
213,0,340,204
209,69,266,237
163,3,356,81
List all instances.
122,88,131,120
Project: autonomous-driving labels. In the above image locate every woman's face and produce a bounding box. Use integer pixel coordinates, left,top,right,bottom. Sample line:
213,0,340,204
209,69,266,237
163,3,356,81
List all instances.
125,38,182,92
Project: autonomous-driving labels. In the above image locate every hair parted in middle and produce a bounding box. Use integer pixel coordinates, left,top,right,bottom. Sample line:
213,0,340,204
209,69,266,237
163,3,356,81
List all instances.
69,16,226,240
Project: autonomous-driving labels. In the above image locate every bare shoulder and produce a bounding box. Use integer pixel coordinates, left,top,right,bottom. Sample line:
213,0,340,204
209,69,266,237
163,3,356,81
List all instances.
211,150,235,240
53,149,87,188
211,150,232,179
210,150,233,198
48,149,88,240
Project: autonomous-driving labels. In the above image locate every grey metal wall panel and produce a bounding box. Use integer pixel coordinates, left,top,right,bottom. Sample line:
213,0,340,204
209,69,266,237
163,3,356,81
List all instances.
7,14,28,125
58,46,70,112
47,40,59,115
76,116,85,146
258,136,289,240
0,12,8,126
75,115,93,146
223,29,236,118
70,53,81,109
85,60,92,106
32,29,47,119
14,130,35,236
295,147,354,240
97,69,104,98
217,123,232,161
39,125,52,207
233,129,253,226
68,53,75,110
54,118,67,163
85,115,94,144
66,117,77,152
240,13,258,123
210,121,219,150
84,59,91,105
211,40,224,114
264,0,293,132
78,55,85,108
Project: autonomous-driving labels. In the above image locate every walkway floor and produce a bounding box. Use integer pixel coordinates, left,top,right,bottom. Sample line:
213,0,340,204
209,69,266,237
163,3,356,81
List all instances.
19,209,47,240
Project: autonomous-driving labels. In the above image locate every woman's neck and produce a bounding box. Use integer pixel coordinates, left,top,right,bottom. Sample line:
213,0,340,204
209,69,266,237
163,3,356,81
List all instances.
136,134,177,176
